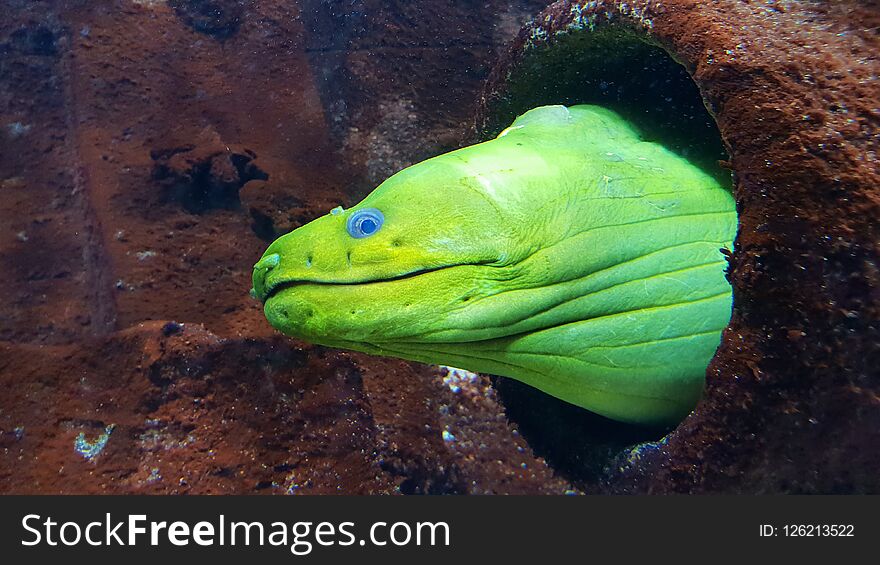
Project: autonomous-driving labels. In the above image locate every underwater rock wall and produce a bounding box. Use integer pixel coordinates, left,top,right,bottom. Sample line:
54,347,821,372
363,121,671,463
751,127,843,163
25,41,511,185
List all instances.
479,0,879,493
0,0,566,494
300,0,552,190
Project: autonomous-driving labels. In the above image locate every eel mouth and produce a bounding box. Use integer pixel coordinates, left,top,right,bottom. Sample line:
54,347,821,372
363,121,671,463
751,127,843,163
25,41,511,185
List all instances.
261,260,495,303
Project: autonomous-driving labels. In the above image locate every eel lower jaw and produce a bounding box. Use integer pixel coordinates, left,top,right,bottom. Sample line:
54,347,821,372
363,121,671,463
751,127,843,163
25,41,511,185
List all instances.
260,260,497,304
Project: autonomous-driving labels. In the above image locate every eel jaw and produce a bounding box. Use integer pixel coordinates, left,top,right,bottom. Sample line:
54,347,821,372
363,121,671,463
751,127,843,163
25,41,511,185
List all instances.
259,259,497,303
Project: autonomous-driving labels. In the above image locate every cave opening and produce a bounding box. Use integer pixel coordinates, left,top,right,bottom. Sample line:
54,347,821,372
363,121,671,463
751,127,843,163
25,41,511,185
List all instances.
480,24,734,489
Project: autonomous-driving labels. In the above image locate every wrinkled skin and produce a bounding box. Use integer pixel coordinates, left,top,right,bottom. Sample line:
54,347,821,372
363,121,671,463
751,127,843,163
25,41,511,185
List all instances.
253,105,737,426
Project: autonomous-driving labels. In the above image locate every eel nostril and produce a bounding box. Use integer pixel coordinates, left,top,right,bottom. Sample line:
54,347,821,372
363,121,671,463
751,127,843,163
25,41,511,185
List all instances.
254,253,281,300
256,253,280,272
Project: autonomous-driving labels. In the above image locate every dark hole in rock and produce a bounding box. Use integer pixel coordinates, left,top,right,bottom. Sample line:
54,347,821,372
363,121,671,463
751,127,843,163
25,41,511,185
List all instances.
378,460,465,495
161,321,184,337
151,145,268,214
242,189,309,243
168,0,246,40
249,208,278,243
481,24,732,488
481,26,729,186
397,476,463,496
6,24,59,56
493,377,668,488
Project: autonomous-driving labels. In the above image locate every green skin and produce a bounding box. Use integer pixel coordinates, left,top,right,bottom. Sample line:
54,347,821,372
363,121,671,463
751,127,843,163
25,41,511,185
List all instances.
252,105,736,426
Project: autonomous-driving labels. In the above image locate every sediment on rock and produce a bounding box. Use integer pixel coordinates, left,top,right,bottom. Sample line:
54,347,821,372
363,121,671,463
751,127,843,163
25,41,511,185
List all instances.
478,0,879,494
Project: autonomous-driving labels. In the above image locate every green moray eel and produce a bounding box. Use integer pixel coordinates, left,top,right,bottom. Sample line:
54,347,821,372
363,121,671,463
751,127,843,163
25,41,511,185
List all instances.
252,105,736,426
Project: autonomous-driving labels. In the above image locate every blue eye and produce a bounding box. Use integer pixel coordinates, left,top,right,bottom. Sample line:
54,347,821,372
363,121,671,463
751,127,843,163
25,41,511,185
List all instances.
346,208,384,239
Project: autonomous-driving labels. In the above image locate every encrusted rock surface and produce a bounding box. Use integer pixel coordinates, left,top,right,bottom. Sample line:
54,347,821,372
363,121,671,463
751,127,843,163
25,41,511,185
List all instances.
0,0,566,494
479,0,879,493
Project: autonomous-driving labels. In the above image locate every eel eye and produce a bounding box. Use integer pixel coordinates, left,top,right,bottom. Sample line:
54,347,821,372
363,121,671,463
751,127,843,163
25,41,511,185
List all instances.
346,208,384,239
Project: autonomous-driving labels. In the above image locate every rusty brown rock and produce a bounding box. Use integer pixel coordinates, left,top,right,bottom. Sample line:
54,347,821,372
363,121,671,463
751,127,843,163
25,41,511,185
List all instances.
0,0,566,495
478,0,879,493
0,321,567,494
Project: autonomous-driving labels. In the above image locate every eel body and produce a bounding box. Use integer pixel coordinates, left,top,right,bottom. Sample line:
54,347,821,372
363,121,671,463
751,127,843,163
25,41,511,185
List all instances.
252,105,736,426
